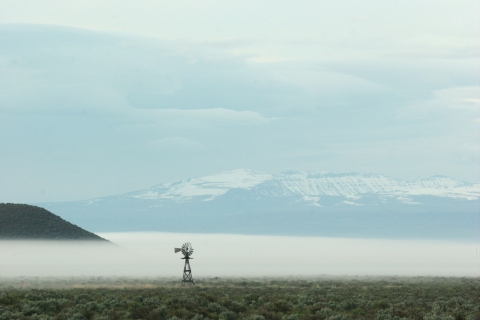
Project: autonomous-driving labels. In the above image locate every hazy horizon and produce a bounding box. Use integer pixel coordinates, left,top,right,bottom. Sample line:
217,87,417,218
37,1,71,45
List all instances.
0,232,478,278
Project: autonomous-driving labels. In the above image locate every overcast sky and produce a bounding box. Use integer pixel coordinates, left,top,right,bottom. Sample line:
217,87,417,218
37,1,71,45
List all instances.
1,0,479,203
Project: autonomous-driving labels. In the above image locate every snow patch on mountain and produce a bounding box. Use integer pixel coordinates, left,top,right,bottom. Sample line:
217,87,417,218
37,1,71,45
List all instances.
397,182,480,200
343,200,364,206
132,169,273,201
276,172,473,198
302,196,322,207
277,171,402,198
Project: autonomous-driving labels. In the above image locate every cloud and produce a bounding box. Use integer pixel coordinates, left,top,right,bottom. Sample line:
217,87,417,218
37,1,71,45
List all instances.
395,86,480,121
1,25,477,118
149,108,271,127
0,25,289,115
146,137,204,151
437,87,480,109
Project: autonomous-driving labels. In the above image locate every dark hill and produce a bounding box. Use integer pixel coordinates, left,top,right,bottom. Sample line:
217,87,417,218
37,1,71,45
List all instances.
0,203,107,240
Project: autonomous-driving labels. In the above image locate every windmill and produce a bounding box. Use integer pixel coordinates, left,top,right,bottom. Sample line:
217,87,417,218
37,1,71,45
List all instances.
174,242,194,285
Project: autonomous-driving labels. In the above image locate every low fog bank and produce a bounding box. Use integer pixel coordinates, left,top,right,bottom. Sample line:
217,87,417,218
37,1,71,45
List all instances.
0,233,478,277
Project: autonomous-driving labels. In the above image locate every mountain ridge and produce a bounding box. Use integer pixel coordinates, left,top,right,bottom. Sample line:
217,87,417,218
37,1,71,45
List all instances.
38,169,480,239
124,169,478,204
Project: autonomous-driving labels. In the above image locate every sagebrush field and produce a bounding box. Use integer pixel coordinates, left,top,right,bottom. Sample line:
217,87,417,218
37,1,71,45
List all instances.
0,277,478,320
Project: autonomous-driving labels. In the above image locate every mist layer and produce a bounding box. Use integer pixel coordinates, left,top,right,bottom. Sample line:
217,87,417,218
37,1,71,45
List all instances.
0,233,478,277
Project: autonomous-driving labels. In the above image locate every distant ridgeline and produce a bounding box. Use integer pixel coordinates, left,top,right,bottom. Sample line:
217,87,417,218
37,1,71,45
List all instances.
40,169,480,240
0,203,107,241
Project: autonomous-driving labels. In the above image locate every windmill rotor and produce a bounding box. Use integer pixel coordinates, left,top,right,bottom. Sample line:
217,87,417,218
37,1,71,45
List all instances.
181,242,194,257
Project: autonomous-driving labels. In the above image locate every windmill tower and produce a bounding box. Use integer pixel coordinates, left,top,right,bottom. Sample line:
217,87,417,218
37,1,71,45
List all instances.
175,242,194,285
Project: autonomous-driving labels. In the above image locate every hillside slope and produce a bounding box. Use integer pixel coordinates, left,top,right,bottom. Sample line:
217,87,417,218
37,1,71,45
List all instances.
0,203,107,240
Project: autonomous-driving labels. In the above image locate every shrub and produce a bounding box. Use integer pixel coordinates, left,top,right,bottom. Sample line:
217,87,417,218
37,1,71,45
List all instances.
271,300,292,313
242,315,265,320
30,314,54,320
208,302,226,314
21,301,41,316
151,306,168,320
282,314,300,320
192,314,210,320
376,308,407,320
230,301,247,313
343,300,358,311
220,311,236,320
316,308,335,320
70,313,87,320
326,315,348,320
423,304,455,320
466,314,480,320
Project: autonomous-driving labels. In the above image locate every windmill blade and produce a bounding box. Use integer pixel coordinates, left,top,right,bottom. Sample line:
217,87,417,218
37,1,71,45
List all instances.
174,248,182,253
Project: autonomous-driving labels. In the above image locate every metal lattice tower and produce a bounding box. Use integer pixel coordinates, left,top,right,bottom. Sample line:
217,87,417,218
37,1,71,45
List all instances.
174,242,194,285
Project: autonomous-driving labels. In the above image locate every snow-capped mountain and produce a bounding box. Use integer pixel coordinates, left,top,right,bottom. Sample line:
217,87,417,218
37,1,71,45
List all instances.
127,169,479,205
40,169,480,239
